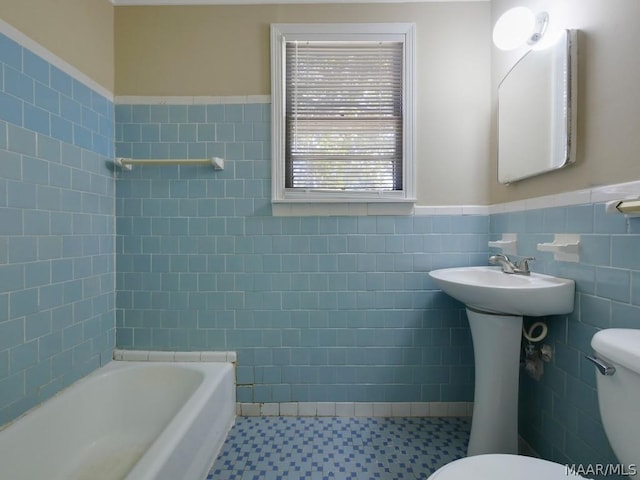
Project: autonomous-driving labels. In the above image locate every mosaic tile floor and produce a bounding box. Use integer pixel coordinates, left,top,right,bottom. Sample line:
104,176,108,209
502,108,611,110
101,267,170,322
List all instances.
207,416,470,480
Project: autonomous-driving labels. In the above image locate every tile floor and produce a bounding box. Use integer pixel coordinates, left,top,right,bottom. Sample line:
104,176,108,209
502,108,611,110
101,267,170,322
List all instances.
207,416,470,480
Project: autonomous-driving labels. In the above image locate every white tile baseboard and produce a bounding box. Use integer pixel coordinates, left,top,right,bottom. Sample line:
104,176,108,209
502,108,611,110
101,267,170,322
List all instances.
236,402,473,418
113,349,237,363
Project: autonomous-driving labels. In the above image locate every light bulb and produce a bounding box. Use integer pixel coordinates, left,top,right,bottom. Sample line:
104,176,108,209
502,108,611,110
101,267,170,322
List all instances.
493,7,535,51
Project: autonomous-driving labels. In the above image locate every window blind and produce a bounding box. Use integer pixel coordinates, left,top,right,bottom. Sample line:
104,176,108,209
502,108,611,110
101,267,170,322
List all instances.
285,41,404,192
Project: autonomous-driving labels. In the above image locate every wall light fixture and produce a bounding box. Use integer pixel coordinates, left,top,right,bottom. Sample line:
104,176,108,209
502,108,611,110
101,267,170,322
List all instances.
492,6,549,51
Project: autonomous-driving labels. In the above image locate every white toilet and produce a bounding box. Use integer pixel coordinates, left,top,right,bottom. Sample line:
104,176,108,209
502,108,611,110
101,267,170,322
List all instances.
428,328,640,480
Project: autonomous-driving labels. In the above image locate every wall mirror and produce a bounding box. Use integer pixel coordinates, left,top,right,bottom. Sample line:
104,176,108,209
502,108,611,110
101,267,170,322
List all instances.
497,29,577,184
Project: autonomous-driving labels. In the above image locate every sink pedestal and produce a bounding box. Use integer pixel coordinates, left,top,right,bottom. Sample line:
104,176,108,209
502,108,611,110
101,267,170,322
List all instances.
428,266,575,456
466,308,522,456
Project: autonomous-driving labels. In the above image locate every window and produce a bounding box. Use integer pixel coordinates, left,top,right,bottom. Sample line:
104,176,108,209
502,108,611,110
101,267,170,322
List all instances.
271,23,416,209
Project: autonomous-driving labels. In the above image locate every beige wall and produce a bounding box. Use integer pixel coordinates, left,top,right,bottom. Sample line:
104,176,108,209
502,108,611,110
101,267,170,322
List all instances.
490,0,640,203
115,3,492,206
4,1,633,205
0,0,114,92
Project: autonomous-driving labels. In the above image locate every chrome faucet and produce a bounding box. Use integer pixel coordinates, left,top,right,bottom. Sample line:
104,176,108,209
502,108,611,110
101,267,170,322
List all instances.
488,254,535,275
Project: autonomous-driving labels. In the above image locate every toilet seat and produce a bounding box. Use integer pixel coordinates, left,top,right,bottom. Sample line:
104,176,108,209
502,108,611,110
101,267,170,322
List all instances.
429,454,586,480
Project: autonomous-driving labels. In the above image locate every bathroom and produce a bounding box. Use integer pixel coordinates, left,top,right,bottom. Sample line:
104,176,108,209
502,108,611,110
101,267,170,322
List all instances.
0,0,639,478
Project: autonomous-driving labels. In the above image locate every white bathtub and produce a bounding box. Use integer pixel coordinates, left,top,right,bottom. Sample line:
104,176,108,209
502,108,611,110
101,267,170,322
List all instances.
0,360,235,480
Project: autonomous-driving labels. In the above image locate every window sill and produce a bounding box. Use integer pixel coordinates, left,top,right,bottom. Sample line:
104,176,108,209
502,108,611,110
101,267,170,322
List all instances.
271,201,415,217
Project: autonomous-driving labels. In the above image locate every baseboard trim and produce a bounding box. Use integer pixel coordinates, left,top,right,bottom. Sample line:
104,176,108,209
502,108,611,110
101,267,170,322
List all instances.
236,401,473,418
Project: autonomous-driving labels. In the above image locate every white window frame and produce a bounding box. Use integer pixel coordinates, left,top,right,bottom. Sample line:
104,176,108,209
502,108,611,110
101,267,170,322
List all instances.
270,23,416,213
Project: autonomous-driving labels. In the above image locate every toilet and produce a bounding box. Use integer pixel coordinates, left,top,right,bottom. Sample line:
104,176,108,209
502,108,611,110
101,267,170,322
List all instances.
428,328,640,480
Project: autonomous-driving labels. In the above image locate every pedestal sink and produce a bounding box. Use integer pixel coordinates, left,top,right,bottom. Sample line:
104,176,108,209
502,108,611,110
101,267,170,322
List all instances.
428,266,575,456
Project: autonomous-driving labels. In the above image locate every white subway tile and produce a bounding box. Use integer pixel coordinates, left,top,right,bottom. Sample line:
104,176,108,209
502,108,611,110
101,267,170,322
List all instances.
591,180,640,203
298,403,317,417
391,403,411,417
174,352,200,362
354,403,374,417
499,200,527,213
335,403,355,417
373,403,392,417
241,403,261,417
120,350,149,361
462,205,490,215
193,96,222,105
148,351,176,362
410,402,430,417
246,95,271,104
429,402,448,417
219,96,248,104
447,402,468,417
279,403,299,416
316,402,336,417
261,403,280,416
200,351,227,362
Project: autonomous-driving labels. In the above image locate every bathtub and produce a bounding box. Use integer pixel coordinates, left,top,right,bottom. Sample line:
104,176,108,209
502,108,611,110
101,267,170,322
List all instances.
0,359,235,480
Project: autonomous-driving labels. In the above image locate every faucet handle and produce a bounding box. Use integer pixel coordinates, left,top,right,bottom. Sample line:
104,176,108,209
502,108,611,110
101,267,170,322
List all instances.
516,256,535,270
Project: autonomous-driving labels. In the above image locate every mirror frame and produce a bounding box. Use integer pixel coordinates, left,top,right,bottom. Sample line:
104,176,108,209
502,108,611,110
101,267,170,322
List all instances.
497,29,578,184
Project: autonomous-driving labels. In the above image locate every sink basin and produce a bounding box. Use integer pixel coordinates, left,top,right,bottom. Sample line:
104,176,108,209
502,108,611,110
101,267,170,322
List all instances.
429,266,575,316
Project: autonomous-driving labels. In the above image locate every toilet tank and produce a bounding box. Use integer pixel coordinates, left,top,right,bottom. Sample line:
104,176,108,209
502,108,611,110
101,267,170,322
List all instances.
591,328,640,476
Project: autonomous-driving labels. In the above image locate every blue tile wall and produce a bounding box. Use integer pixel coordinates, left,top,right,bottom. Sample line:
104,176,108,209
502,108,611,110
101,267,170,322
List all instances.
491,205,640,467
115,102,489,403
0,32,115,427
4,35,635,470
